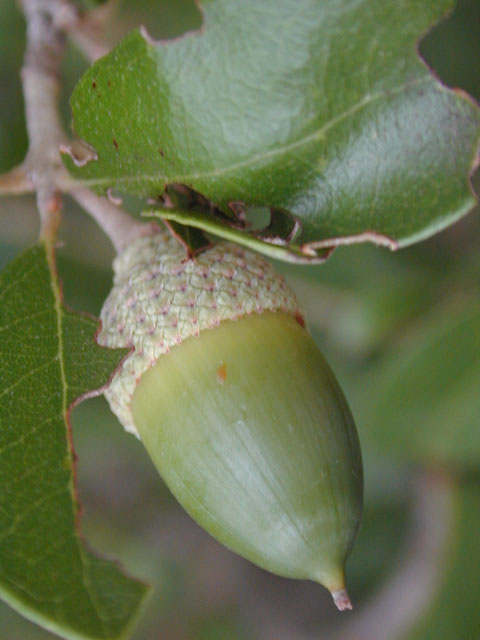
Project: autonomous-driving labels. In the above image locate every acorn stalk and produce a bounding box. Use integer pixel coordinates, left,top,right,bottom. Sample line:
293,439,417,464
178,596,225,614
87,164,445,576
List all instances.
98,231,363,609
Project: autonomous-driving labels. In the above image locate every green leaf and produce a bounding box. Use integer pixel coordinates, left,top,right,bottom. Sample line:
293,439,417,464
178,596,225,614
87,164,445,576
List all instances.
146,207,332,263
159,217,212,257
358,302,480,468
0,244,149,639
65,0,480,262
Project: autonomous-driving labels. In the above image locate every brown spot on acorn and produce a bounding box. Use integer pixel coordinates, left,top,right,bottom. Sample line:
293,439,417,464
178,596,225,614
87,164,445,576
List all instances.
295,311,306,328
216,362,227,384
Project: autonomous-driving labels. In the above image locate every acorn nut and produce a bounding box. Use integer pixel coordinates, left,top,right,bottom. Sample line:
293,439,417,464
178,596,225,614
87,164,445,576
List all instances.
98,231,363,610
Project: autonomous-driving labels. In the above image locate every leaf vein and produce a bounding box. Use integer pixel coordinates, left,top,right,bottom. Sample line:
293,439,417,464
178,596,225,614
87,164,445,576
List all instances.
0,360,57,402
0,310,51,334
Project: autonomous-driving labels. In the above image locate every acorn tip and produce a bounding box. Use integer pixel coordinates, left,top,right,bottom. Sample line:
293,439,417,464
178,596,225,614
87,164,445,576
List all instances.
332,588,352,611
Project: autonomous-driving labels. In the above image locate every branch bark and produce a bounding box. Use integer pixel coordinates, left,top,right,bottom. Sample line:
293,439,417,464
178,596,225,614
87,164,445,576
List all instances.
19,0,67,239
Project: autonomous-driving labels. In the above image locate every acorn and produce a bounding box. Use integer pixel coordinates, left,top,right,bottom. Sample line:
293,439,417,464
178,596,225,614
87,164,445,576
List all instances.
98,231,363,610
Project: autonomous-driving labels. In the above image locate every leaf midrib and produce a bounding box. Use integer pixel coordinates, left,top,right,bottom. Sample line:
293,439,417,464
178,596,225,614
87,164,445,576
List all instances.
46,241,110,639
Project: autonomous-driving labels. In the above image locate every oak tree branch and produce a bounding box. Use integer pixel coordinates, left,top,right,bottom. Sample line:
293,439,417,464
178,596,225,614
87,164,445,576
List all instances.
0,0,148,251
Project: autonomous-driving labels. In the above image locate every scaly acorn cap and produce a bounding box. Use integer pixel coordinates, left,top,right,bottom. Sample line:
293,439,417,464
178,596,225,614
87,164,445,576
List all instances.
98,231,363,610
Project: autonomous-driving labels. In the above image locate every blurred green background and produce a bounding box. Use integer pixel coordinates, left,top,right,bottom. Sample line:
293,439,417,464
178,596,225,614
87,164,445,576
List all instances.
0,1,479,638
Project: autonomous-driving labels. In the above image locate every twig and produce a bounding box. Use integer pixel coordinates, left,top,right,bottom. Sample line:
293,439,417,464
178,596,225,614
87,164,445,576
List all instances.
53,0,116,62
0,0,149,252
18,0,67,240
0,166,33,195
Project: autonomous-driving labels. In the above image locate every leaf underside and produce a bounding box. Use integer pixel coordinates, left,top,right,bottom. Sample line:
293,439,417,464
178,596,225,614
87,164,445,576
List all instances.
66,0,480,262
0,244,149,640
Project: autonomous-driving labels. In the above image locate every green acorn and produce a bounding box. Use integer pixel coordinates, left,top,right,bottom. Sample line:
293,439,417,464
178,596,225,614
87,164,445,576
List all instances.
98,231,363,610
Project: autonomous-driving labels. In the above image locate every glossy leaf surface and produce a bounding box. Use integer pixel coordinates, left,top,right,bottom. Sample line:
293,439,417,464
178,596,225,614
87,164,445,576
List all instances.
67,0,480,261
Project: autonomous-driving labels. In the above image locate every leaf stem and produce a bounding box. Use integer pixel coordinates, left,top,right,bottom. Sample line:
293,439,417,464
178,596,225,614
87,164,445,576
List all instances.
71,187,158,253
